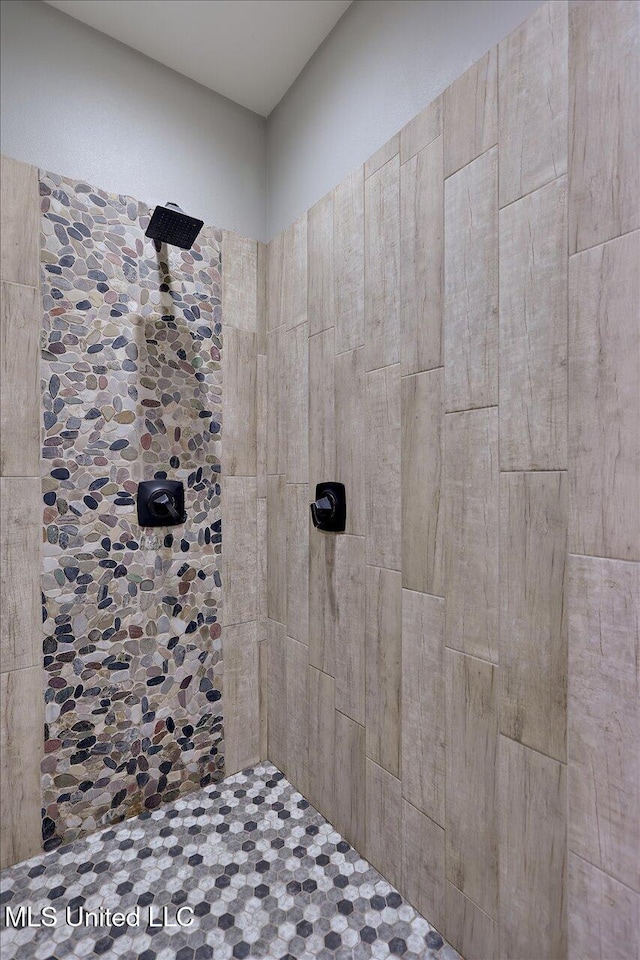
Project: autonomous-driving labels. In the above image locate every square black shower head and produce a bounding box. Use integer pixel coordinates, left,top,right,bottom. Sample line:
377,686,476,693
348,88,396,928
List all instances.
145,203,204,250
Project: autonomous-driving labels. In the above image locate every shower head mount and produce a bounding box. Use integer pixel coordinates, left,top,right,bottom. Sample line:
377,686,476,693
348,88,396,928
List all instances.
145,202,204,251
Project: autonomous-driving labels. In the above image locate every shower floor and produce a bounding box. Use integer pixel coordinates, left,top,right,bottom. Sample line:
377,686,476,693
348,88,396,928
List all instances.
0,763,460,960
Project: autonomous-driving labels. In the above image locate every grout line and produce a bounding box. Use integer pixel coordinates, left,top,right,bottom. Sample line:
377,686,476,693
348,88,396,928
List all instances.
444,404,499,416
498,731,567,769
444,645,499,670
568,850,640,896
569,226,639,259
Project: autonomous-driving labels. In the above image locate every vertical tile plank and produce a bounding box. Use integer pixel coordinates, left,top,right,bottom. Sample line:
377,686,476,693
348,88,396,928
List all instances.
500,472,568,761
334,166,364,354
285,321,309,483
223,326,257,477
283,215,308,331
399,96,442,165
401,369,444,596
224,621,259,775
334,535,365,725
445,649,499,919
402,800,446,933
569,0,640,253
568,854,640,960
499,177,568,471
308,192,334,338
266,475,286,625
335,346,365,535
0,156,40,287
286,483,309,645
308,667,335,822
364,155,400,372
499,736,567,960
257,498,267,620
258,638,268,761
443,49,498,177
334,711,366,853
267,229,284,332
364,135,399,179
365,758,402,890
365,566,401,778
256,353,267,498
309,529,336,677
0,666,43,868
444,408,499,663
256,240,267,356
402,590,445,826
365,364,401,570
266,324,286,476
445,882,499,960
568,232,640,561
0,478,42,672
265,619,287,773
309,327,336,487
499,0,568,206
0,281,41,476
568,555,640,890
400,135,443,376
285,636,309,796
224,477,257,627
222,231,257,332
444,148,498,412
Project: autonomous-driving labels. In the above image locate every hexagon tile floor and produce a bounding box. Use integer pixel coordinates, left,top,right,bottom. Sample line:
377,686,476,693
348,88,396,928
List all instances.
0,763,461,960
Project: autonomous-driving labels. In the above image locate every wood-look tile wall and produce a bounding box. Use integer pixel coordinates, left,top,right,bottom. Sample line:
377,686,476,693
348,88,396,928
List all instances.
261,3,640,957
0,155,44,869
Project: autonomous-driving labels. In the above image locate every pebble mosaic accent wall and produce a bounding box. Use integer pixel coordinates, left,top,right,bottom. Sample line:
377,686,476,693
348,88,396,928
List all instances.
39,171,225,850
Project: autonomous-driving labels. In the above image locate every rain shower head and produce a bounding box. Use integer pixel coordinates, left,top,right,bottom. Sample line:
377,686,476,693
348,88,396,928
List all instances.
145,202,204,251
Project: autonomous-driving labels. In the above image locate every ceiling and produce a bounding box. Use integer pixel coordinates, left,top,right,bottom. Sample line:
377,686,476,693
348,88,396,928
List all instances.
44,0,352,116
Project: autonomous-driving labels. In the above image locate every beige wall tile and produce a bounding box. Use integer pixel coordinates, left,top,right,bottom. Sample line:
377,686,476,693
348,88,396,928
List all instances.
445,882,499,960
256,353,267,497
223,476,257,627
265,619,287,772
309,529,336,677
402,800,445,932
499,177,568,471
0,156,39,287
308,667,335,822
335,347,365,536
266,475,286,625
285,636,309,796
224,621,259,776
500,472,568,762
286,484,309,645
267,228,284,332
499,736,567,960
402,590,445,827
364,156,400,372
568,555,640,890
223,326,257,476
364,134,399,179
0,281,41,476
308,191,334,338
444,408,499,663
446,649,499,919
400,136,443,376
365,758,402,889
334,166,364,354
334,710,366,853
257,498,267,619
499,0,568,206
0,666,43,868
401,370,444,596
258,638,268,761
569,0,640,254
256,241,267,355
268,216,307,332
444,148,498,412
309,327,336,487
0,478,41,673
222,231,257,333
334,535,365,725
365,566,401,778
266,324,286,475
365,364,401,570
400,96,442,165
569,232,640,561
443,49,497,177
568,853,640,960
285,321,309,482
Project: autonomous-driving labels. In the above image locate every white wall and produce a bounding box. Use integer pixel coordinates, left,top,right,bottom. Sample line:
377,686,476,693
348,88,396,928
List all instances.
0,0,267,239
267,0,543,237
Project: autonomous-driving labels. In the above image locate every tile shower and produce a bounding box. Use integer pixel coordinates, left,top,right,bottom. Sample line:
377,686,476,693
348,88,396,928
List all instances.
0,3,638,960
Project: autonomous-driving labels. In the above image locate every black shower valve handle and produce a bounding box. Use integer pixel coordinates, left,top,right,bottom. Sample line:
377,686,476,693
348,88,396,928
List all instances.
310,482,346,532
